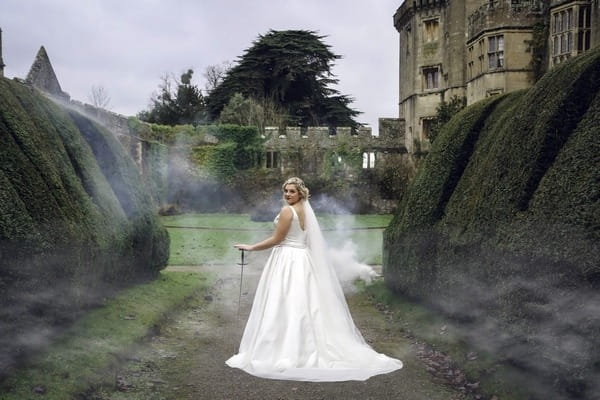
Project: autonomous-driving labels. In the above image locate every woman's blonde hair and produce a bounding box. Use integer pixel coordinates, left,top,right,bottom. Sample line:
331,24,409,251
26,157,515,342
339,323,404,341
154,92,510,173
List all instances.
282,177,310,200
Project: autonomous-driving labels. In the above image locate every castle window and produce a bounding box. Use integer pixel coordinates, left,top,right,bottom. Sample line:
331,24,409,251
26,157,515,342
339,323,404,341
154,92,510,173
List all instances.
422,118,434,141
578,5,590,29
362,152,375,169
488,35,504,69
423,19,439,43
265,151,280,169
423,67,439,90
478,39,485,74
467,46,474,80
486,89,503,97
577,5,591,51
552,5,590,66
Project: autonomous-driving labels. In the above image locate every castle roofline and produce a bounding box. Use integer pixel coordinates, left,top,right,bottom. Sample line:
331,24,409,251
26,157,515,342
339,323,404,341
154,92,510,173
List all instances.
394,0,448,31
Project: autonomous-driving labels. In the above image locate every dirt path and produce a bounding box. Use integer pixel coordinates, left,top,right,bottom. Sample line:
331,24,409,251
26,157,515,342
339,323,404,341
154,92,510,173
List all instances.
94,263,467,400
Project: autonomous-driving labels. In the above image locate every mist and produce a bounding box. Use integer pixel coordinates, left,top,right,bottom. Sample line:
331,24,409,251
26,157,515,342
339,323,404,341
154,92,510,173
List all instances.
394,239,600,400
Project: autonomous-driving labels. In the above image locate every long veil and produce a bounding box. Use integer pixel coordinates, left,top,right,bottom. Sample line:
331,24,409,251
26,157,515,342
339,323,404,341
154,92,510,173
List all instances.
304,200,378,290
303,199,367,344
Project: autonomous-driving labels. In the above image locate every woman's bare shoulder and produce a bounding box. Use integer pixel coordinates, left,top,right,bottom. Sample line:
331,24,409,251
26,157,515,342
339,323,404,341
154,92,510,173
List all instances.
279,205,293,217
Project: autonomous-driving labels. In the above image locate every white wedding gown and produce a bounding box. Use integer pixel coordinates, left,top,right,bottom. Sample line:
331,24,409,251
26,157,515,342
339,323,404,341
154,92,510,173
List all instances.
226,204,403,381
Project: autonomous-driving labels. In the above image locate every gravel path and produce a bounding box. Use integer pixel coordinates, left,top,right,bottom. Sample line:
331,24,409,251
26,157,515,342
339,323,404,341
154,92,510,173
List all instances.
95,263,467,400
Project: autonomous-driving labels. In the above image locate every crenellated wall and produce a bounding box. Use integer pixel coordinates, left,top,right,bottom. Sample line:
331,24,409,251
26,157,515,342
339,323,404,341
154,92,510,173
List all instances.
262,119,406,173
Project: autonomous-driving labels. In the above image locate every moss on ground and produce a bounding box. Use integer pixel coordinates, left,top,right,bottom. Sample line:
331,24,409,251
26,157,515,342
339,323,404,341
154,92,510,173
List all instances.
0,271,211,400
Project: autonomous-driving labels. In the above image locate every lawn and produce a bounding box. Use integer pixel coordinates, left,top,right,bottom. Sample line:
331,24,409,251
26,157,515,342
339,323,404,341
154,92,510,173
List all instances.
0,271,211,400
160,213,392,266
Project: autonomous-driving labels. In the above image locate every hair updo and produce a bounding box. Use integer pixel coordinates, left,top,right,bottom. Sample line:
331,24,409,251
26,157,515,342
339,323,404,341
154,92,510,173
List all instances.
282,177,310,200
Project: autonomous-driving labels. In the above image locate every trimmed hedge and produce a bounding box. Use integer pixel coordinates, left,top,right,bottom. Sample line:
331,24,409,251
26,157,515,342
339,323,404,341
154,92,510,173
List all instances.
384,46,600,399
0,78,169,377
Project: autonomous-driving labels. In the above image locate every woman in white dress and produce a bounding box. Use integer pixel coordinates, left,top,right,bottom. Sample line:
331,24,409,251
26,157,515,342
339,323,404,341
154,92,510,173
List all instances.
226,177,402,381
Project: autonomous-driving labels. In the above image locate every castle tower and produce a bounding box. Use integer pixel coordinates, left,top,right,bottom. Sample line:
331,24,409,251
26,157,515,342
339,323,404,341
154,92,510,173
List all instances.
0,28,6,77
465,0,546,104
394,0,467,154
394,0,549,155
25,46,69,99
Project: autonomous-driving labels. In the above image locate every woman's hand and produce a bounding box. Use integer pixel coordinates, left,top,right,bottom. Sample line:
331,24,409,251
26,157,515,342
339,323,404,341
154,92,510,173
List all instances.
232,207,293,252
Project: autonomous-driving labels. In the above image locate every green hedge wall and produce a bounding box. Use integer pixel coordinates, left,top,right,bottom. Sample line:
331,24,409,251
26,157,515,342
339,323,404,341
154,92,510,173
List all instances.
0,79,169,376
383,47,600,399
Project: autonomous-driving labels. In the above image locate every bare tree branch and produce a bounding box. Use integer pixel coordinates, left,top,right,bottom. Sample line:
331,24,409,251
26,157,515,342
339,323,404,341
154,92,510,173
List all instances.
88,85,111,109
203,61,232,94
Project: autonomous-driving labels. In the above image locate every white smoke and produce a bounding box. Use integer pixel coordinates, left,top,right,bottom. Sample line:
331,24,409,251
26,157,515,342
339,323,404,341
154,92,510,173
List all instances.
311,194,382,292
329,241,379,292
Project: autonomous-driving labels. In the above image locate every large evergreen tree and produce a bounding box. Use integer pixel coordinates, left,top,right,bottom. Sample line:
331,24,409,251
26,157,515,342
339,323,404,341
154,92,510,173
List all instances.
139,69,206,126
205,30,360,128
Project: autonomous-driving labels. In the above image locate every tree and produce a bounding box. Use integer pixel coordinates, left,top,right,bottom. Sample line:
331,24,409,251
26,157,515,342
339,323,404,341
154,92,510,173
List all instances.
138,69,206,126
88,85,111,109
428,96,466,143
203,61,232,94
219,93,287,132
205,30,360,128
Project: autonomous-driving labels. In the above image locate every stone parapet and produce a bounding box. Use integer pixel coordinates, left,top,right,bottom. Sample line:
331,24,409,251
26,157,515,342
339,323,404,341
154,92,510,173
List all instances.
394,0,448,30
467,0,546,42
68,99,131,138
264,122,406,153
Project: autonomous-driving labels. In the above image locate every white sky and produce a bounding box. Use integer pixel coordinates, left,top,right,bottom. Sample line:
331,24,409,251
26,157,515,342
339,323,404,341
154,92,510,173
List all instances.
1,0,401,134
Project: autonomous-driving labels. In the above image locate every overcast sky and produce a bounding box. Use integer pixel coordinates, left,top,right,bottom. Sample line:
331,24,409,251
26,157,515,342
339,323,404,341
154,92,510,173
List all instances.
1,0,401,134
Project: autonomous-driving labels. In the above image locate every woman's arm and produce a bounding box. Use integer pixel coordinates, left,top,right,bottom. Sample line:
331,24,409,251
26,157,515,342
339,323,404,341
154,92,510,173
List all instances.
234,206,292,251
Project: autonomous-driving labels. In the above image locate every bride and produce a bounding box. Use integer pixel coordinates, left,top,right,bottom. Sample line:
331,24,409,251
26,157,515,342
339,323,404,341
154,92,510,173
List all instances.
226,177,403,381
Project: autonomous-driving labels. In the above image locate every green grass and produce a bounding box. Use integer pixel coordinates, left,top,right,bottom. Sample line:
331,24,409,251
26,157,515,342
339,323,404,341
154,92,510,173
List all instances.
0,213,390,399
162,213,392,265
0,271,212,400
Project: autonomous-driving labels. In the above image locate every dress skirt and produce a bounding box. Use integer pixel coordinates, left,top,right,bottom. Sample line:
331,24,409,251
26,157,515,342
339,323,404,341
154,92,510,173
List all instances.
226,243,403,381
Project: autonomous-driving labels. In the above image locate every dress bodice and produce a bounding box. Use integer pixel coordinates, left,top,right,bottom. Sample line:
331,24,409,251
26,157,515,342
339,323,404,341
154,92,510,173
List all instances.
274,206,307,248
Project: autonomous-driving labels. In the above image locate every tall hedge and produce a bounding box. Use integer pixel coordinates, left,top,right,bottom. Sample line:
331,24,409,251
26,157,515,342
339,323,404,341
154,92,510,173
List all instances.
384,47,600,399
0,78,169,376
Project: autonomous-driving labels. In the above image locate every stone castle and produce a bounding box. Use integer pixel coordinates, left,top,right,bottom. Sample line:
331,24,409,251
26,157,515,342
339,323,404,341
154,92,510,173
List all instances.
0,29,410,212
394,0,600,153
2,1,598,209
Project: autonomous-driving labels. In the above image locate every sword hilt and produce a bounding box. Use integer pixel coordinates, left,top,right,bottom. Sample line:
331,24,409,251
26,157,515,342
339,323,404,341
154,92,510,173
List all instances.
237,248,247,266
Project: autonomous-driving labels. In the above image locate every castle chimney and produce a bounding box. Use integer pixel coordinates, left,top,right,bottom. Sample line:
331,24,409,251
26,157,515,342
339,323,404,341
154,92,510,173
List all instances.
0,28,5,77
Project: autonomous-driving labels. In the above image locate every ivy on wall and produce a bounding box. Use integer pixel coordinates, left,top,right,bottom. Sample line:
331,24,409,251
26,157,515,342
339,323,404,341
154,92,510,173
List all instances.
319,142,363,191
527,22,549,83
207,124,264,171
128,121,266,210
428,95,467,144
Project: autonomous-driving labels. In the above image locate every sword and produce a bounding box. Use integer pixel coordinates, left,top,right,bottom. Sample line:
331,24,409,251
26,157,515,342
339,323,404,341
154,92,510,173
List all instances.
236,249,247,337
